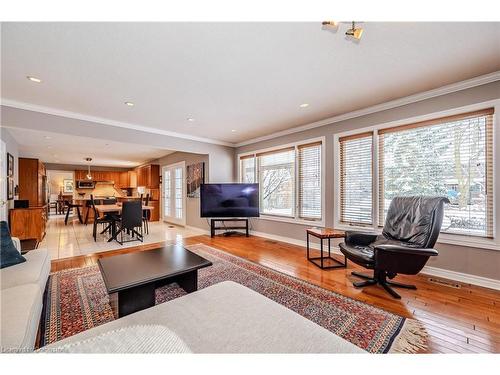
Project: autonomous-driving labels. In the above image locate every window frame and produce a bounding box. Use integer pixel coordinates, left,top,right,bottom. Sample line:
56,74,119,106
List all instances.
237,136,326,227
333,99,499,251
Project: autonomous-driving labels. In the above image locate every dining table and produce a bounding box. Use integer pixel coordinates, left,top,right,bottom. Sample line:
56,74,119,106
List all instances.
94,203,155,243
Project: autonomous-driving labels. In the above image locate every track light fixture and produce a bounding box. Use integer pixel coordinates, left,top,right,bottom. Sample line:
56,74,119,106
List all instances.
322,21,364,41
345,21,363,40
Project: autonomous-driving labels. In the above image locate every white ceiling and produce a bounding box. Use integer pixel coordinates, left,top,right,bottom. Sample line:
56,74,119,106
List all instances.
6,127,173,167
1,22,500,144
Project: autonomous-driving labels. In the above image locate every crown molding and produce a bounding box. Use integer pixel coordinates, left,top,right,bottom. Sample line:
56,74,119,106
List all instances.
235,71,500,147
2,71,499,149
0,99,235,147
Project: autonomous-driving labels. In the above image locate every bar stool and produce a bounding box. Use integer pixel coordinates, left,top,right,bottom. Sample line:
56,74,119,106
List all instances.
64,200,83,225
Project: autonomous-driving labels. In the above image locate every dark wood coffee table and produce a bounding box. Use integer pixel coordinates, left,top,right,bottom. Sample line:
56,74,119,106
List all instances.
98,245,212,318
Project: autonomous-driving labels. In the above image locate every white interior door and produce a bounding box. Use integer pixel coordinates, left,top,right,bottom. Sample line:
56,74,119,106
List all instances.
0,141,7,222
162,161,186,226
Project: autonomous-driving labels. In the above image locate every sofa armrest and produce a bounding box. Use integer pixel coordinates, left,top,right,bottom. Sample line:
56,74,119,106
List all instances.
345,231,378,247
11,237,22,254
373,244,438,257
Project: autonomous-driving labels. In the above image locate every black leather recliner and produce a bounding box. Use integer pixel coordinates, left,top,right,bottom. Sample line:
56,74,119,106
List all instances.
339,196,449,299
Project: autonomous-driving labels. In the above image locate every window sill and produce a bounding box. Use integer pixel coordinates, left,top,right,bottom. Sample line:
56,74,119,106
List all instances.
256,214,325,228
333,223,500,251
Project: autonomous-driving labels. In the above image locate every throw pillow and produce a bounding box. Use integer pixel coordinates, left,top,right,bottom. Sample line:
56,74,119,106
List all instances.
0,221,26,269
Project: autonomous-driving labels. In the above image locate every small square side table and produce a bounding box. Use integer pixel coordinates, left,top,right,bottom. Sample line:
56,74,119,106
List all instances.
306,228,347,270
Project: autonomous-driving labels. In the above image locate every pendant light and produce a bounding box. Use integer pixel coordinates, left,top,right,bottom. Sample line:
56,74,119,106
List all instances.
85,157,93,180
322,21,364,41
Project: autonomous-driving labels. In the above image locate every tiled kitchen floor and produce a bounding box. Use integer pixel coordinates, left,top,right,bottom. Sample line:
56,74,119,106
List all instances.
39,214,202,260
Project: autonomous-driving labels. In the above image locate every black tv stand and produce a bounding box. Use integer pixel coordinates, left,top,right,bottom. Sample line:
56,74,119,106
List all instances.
210,218,249,238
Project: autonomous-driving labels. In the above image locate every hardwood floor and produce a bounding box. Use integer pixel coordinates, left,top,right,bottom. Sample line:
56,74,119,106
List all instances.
50,234,500,353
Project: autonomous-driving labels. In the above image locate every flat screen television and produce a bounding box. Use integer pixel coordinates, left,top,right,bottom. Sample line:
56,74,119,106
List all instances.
200,183,259,218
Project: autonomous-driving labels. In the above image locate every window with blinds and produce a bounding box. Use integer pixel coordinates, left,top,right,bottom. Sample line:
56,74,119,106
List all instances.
258,148,295,217
238,139,324,222
240,156,255,183
378,108,494,237
339,132,373,225
298,142,322,220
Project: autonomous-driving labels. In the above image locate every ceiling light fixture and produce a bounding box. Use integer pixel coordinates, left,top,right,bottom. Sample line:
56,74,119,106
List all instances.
299,103,310,108
27,76,42,83
85,157,93,180
231,129,236,132
125,101,134,107
187,118,195,122
44,136,52,140
321,21,364,41
322,21,339,27
345,21,363,40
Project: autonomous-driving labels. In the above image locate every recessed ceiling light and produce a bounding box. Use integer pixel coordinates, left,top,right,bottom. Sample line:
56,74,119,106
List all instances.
187,118,195,122
231,129,236,132
44,136,52,140
299,103,310,108
125,101,134,107
27,76,42,83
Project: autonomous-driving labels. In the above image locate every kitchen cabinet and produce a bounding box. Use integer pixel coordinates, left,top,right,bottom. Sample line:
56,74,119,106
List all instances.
116,171,136,188
75,169,138,188
75,170,120,183
9,206,47,242
74,170,87,180
118,172,127,188
18,158,47,207
135,164,159,188
127,171,137,188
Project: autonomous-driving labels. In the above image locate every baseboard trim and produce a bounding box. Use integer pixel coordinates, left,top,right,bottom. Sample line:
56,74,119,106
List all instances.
185,225,500,291
420,266,500,291
249,230,500,291
185,225,210,235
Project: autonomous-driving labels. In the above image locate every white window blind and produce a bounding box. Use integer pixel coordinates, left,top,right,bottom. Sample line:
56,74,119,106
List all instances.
339,132,373,225
298,142,322,220
240,156,255,183
258,148,295,217
378,108,494,238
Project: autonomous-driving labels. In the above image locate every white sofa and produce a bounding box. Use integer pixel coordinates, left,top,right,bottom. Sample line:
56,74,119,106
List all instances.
40,281,364,353
0,238,51,352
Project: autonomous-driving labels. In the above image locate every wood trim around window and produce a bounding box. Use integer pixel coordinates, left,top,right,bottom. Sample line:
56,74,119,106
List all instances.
239,154,255,160
256,146,295,157
297,140,323,149
338,131,374,143
378,108,494,135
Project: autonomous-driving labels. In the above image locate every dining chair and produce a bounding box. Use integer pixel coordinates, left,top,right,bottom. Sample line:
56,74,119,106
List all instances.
142,193,150,235
48,194,59,215
90,195,115,241
114,201,143,245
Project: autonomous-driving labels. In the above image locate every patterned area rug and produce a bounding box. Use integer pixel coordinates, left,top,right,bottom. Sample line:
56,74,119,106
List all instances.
40,243,427,353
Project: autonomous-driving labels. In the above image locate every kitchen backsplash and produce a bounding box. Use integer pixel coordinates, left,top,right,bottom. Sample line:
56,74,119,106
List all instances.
75,184,124,198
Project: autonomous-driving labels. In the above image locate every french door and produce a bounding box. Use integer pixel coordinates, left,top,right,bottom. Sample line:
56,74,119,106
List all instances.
0,141,7,222
162,162,186,226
